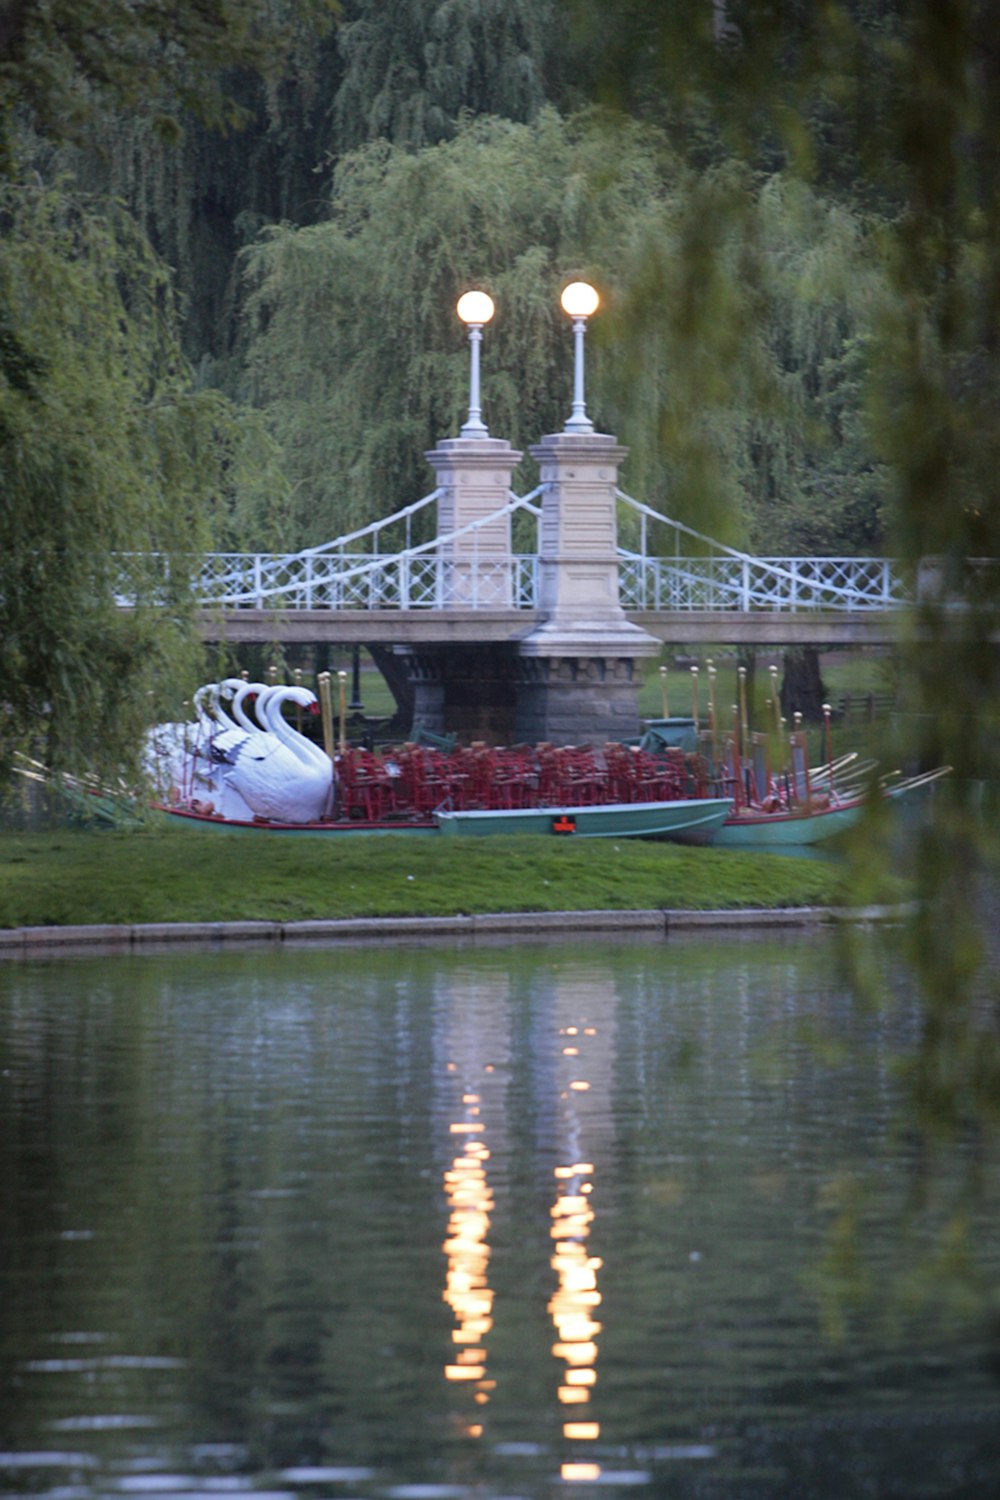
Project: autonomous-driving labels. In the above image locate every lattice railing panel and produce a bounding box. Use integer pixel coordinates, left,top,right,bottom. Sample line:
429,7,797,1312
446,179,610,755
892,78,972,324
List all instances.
117,476,911,616
182,553,541,610
619,555,909,612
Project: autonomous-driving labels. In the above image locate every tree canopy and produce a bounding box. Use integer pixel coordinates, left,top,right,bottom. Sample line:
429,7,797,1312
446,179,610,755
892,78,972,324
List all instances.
241,109,890,553
0,0,336,157
0,182,235,778
334,0,555,150
0,0,334,779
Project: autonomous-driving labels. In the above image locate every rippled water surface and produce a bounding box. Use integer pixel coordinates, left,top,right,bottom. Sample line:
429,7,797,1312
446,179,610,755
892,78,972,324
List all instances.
0,933,997,1499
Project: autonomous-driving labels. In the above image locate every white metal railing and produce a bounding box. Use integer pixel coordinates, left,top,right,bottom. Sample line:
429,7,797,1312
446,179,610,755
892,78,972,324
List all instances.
117,488,545,611
116,484,915,615
617,552,906,611
614,491,909,612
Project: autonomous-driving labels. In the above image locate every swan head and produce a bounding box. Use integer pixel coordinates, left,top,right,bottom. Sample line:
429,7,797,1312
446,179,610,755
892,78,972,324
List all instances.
193,683,222,722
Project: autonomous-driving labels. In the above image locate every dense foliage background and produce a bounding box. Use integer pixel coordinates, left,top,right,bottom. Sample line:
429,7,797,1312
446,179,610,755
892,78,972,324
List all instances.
1,0,998,1350
3,0,999,799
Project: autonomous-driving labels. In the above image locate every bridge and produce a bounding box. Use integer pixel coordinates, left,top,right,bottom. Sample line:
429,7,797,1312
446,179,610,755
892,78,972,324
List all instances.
122,416,926,742
177,485,908,650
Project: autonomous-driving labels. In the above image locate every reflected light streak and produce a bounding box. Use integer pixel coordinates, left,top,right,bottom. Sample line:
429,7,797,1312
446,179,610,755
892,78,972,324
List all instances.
549,1136,602,1464
442,1094,495,1438
562,1462,602,1483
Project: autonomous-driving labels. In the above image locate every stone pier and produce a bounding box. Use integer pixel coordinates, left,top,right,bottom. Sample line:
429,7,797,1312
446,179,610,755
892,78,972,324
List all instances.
424,435,522,607
514,430,660,744
396,428,659,746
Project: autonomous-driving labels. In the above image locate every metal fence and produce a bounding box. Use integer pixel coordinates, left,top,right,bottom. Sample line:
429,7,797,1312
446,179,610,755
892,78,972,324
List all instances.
117,484,909,615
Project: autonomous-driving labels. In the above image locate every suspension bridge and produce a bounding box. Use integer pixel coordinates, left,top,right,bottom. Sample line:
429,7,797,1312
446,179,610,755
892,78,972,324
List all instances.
121,403,936,742
115,263,982,742
166,484,909,650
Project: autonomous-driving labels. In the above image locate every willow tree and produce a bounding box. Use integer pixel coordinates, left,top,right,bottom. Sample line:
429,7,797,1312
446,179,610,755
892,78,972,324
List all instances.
241,108,885,552
0,0,335,783
601,161,890,554
333,0,556,149
571,0,1000,1336
2,0,339,379
0,183,249,782
0,0,336,158
39,0,559,377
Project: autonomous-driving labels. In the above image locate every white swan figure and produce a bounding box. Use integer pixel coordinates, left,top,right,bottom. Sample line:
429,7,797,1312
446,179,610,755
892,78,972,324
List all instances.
253,686,328,769
219,683,332,823
143,684,224,804
215,677,261,747
219,678,270,735
252,684,335,820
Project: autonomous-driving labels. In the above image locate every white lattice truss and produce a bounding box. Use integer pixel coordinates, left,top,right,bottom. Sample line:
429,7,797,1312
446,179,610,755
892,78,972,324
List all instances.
615,492,910,612
197,487,547,611
118,485,910,614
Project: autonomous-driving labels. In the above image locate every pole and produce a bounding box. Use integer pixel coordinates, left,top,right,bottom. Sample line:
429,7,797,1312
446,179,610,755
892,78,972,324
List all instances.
708,663,718,766
769,664,782,771
660,664,669,719
738,665,748,756
317,672,335,762
460,324,488,437
564,317,594,433
337,670,348,755
690,665,699,732
731,704,743,809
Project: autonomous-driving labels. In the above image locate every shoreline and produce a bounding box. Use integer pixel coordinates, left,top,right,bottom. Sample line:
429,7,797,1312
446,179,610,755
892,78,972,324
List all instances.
0,903,914,955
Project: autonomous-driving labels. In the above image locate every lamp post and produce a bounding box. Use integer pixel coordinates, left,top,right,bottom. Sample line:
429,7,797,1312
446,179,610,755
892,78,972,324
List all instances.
456,290,495,438
560,280,600,434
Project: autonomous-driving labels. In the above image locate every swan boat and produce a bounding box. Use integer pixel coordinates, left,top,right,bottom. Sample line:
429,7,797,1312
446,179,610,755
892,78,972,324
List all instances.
709,751,951,849
141,688,946,848
151,794,735,844
146,696,734,842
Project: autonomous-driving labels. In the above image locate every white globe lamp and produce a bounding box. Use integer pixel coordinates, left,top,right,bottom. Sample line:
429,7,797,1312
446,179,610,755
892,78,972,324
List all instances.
457,290,495,437
560,281,600,432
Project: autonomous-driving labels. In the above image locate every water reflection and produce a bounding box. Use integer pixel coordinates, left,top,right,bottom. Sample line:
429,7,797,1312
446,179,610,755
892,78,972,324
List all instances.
442,1101,495,1427
548,1008,605,1481
0,936,997,1500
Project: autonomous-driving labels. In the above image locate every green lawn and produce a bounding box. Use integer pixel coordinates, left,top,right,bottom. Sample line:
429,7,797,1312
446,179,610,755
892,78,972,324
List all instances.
0,824,857,928
0,648,916,932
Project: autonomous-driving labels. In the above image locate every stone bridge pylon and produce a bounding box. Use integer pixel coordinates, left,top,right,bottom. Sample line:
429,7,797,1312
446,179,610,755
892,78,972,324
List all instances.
403,284,659,744
411,427,659,744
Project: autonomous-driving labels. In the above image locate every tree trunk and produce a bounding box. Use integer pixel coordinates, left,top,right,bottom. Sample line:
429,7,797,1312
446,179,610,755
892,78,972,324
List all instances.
779,647,827,723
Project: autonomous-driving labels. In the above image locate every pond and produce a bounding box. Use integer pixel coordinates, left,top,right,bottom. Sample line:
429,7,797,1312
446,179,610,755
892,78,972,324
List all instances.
0,932,997,1499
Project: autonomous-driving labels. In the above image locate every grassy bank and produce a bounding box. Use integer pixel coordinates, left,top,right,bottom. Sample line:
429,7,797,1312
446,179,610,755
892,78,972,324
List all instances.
0,825,863,929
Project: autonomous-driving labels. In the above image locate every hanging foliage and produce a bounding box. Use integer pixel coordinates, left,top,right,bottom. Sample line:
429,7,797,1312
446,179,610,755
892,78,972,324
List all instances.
0,180,254,781
333,0,555,149
0,0,338,161
241,108,888,553
566,0,1000,1331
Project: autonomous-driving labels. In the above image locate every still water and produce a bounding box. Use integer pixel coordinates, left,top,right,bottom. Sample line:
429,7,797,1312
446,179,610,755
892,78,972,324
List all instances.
0,933,997,1500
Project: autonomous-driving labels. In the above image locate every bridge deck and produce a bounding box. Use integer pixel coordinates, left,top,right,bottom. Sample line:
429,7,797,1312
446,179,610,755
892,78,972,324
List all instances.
190,607,903,647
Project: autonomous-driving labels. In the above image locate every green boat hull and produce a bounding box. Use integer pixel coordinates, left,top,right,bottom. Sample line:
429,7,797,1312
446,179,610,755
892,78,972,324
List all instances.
712,799,864,848
153,805,438,837
434,797,733,843
153,798,733,842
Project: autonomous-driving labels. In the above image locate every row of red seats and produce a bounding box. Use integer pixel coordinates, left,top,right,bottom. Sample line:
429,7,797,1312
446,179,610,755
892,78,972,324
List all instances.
333,743,709,822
